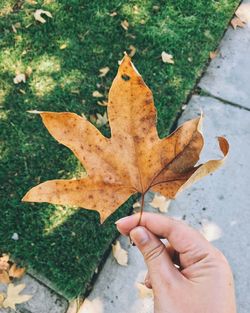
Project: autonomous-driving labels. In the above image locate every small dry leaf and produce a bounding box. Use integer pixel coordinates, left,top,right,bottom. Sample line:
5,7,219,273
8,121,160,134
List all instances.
0,255,9,271
96,112,108,127
112,240,128,266
109,12,117,17
121,20,129,31
97,100,108,107
99,67,110,77
0,270,10,284
136,282,153,298
34,9,52,24
3,283,32,310
13,73,26,84
161,51,174,64
209,50,218,60
0,293,5,307
150,194,171,213
132,201,141,209
128,45,136,57
92,90,103,98
60,43,68,50
231,16,246,29
9,264,26,279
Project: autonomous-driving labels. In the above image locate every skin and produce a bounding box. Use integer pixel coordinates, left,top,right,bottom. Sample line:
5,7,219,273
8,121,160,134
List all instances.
116,213,236,313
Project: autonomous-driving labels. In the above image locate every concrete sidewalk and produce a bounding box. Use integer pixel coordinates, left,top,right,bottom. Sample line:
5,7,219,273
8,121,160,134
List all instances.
79,1,250,313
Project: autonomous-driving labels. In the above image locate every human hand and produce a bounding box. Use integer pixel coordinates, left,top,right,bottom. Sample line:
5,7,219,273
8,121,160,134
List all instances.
116,213,236,313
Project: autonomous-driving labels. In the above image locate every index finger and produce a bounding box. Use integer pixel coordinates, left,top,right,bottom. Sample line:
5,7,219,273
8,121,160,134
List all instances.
116,212,212,255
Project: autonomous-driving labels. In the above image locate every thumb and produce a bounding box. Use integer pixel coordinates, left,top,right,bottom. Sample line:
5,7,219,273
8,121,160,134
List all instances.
130,226,181,291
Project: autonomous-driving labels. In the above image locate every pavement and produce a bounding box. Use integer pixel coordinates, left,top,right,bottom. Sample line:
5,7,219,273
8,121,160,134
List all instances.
1,1,249,312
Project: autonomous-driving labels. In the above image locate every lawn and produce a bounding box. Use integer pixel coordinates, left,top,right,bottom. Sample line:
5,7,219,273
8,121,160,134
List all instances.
0,0,240,299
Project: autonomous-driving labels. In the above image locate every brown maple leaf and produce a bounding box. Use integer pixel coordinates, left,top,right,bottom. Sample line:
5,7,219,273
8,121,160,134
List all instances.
22,55,229,223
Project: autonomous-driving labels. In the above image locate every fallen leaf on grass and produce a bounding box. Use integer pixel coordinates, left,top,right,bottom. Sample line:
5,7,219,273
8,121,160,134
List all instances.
231,16,246,29
99,67,110,77
161,51,174,64
92,90,103,98
136,282,153,298
3,283,32,310
23,55,229,223
128,45,136,57
34,9,52,24
121,20,129,31
60,43,68,50
13,73,26,84
109,12,117,17
96,112,108,127
150,194,171,213
97,100,108,107
112,240,128,266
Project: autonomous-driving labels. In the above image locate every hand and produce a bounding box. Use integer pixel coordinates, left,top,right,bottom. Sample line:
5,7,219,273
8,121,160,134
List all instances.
116,213,236,313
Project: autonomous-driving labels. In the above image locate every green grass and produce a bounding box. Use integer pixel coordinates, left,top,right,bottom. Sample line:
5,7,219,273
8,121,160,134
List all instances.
0,0,239,299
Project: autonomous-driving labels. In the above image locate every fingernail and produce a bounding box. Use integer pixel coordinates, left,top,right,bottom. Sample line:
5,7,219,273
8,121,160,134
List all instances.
115,216,130,225
130,227,149,245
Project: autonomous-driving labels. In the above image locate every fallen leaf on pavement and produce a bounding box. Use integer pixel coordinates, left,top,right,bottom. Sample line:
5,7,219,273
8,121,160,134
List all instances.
0,255,9,271
9,264,26,279
3,283,32,310
92,90,103,98
161,51,174,64
150,194,171,213
34,9,52,24
112,240,128,266
0,270,10,284
13,73,26,84
99,67,110,77
231,16,246,29
136,282,153,298
23,55,229,223
209,50,219,60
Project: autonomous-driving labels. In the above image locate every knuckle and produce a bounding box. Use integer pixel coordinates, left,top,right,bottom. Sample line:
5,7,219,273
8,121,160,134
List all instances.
143,243,165,262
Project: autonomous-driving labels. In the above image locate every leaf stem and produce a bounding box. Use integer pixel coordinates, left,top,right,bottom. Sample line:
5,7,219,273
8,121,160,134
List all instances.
138,193,145,225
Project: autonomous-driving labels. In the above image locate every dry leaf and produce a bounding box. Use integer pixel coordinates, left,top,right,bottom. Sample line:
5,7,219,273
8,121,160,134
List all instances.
92,90,103,98
109,12,117,17
121,20,129,31
129,45,136,57
161,51,174,64
9,264,26,279
209,50,218,60
136,282,153,298
0,293,5,306
0,255,9,271
23,55,229,223
34,9,52,24
0,270,10,284
112,240,128,266
97,100,108,107
99,67,110,77
96,112,108,127
60,43,68,50
13,73,26,84
3,283,32,310
150,194,171,213
231,16,246,29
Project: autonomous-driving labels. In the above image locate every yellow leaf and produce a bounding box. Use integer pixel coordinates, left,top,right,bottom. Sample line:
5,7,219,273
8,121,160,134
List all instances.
92,90,103,98
112,240,128,266
0,293,5,307
161,51,174,64
97,100,108,107
60,43,68,50
96,112,108,127
99,67,110,77
209,50,219,60
3,283,32,310
121,20,129,31
34,9,52,24
128,45,136,57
